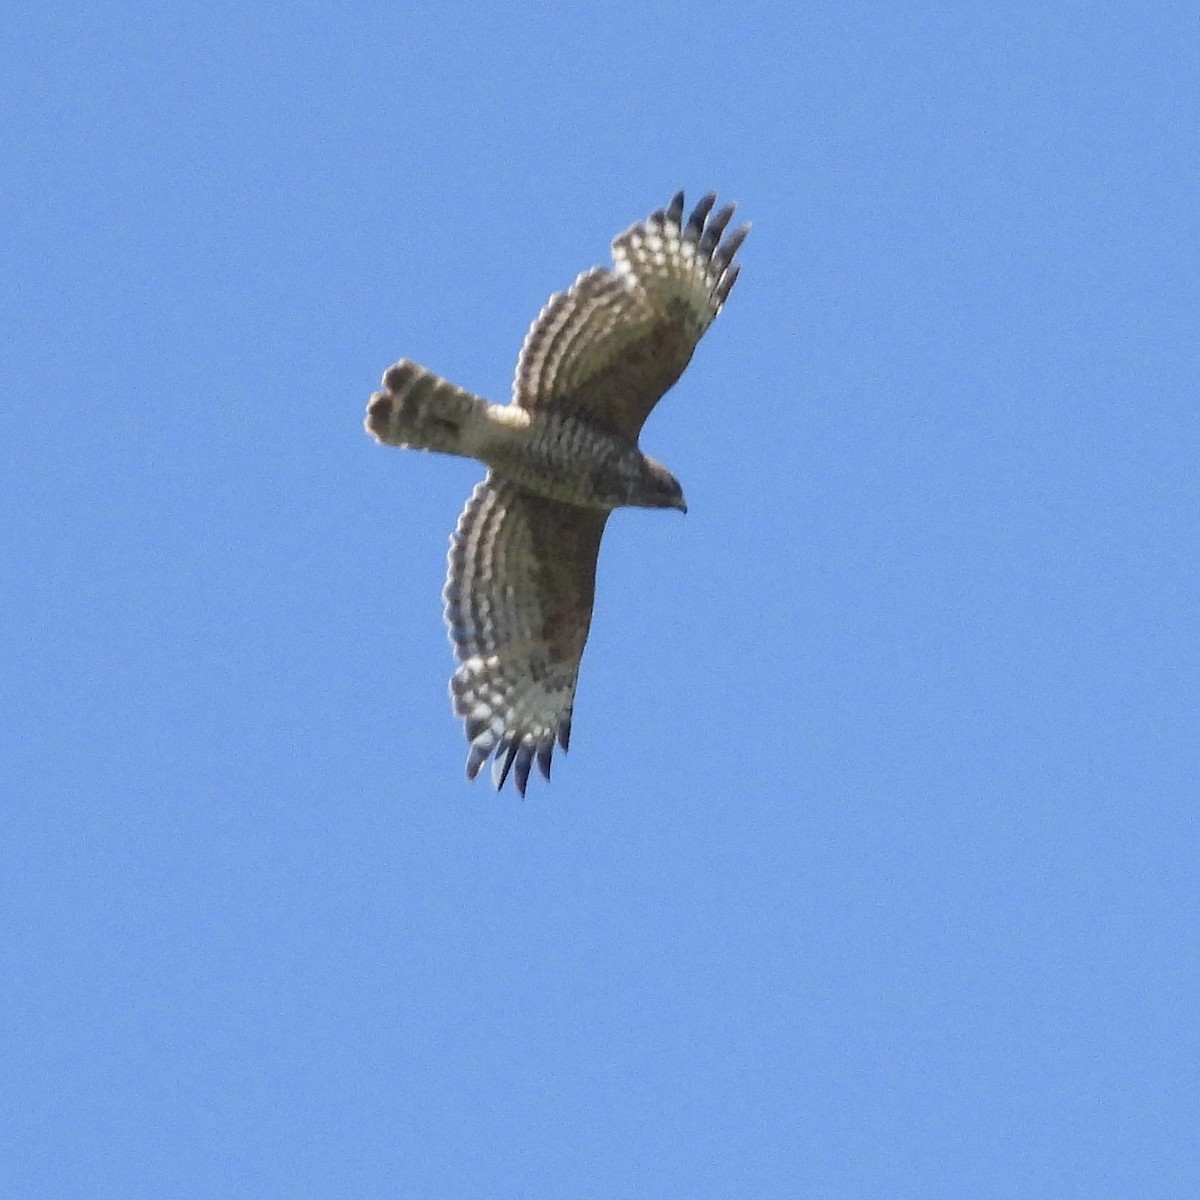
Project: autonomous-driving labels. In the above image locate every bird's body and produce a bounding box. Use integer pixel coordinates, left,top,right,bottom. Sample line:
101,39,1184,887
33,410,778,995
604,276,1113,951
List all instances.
369,360,679,512
365,191,748,795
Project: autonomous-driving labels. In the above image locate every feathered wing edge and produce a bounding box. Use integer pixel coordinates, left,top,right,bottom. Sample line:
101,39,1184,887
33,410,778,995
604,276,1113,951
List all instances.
510,190,750,439
615,190,750,319
443,476,607,797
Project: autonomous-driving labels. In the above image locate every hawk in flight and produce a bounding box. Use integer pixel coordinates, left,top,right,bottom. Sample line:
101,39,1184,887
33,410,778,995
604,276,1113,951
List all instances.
365,191,748,796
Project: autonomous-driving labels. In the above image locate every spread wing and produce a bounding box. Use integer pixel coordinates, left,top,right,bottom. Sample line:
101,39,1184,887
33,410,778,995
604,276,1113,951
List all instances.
443,475,609,796
512,191,749,440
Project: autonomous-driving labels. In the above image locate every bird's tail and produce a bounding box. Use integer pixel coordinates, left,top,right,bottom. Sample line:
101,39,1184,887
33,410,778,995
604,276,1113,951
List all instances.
365,360,492,457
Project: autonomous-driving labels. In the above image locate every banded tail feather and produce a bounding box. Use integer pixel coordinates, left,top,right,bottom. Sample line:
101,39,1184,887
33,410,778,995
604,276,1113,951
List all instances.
365,360,492,457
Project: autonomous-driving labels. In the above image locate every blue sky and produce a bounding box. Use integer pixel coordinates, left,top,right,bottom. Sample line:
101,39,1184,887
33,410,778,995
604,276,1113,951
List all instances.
3,3,1197,1196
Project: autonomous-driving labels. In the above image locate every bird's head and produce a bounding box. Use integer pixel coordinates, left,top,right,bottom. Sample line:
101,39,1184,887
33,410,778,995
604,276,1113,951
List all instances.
639,456,688,513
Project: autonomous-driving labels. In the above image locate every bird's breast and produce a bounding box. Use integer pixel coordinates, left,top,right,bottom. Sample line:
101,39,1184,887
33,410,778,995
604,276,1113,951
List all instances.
482,412,646,510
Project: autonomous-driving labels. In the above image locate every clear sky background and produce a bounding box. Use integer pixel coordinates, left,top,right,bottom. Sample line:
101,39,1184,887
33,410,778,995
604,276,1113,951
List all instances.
3,3,1197,1197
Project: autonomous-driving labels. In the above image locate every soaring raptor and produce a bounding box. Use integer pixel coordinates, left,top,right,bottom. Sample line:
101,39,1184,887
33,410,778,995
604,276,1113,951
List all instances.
365,191,748,796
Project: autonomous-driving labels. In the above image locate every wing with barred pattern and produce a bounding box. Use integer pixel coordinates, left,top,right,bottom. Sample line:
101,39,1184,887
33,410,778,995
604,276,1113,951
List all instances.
512,191,748,440
443,474,608,795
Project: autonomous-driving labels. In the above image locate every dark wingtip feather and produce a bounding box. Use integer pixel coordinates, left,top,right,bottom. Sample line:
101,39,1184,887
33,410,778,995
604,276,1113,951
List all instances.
557,711,572,752
465,740,490,781
685,193,717,240
665,191,685,227
513,744,534,797
714,223,750,271
699,203,736,254
492,736,519,790
536,736,554,781
716,262,742,305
